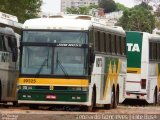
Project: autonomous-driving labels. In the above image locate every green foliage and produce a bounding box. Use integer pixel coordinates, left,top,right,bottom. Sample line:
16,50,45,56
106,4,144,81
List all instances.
0,0,42,23
99,0,117,13
134,2,153,10
116,3,129,11
66,5,98,15
117,6,155,33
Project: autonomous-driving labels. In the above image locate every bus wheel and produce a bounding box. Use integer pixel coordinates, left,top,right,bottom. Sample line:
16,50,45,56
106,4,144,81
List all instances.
13,101,18,107
29,104,39,110
0,80,1,101
153,89,157,105
86,89,96,112
114,87,119,108
104,88,115,109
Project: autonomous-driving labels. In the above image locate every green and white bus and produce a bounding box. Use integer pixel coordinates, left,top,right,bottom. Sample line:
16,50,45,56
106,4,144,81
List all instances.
0,12,22,105
18,15,127,110
126,31,160,104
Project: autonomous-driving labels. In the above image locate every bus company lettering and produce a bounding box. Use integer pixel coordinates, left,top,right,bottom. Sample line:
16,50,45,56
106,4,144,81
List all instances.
23,79,36,83
57,43,82,47
127,43,140,52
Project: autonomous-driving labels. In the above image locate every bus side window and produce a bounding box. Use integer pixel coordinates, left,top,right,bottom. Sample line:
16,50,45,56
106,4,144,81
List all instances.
95,31,100,52
121,37,126,56
119,36,122,55
153,43,157,60
104,32,106,53
149,42,153,60
116,35,120,55
7,36,18,62
89,30,94,44
0,35,3,50
0,35,6,51
94,31,98,51
100,32,105,52
106,34,112,54
158,43,160,61
111,34,116,54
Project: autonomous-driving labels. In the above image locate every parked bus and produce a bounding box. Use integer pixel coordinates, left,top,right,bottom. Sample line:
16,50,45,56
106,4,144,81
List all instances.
126,31,160,104
18,15,127,111
0,12,22,105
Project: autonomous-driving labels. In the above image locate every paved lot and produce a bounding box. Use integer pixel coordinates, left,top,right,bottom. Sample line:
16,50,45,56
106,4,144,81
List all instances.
0,103,160,120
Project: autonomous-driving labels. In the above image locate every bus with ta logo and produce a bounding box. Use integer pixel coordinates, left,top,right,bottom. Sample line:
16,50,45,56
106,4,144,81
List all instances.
126,31,160,104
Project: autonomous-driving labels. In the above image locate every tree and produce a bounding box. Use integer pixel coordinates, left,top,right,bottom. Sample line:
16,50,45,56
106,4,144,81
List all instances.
99,0,117,13
134,0,160,9
66,5,98,15
0,0,42,23
134,1,153,10
116,3,129,11
117,6,155,33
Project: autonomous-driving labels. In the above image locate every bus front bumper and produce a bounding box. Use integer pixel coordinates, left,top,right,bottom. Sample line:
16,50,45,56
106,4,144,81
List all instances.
125,91,147,100
18,100,90,106
18,90,89,106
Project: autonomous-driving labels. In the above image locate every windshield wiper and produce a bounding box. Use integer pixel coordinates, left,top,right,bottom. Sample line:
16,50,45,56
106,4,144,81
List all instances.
56,52,68,77
35,58,48,77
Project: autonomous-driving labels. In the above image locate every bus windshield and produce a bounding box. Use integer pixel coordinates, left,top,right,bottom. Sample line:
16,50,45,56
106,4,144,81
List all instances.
23,31,87,44
21,46,88,76
21,31,88,76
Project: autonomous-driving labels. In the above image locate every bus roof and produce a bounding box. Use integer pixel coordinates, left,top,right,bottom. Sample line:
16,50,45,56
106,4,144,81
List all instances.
126,31,160,42
0,27,15,36
0,12,22,33
23,15,125,36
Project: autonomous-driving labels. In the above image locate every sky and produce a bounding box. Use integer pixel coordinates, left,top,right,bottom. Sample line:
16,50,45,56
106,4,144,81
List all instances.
41,0,137,14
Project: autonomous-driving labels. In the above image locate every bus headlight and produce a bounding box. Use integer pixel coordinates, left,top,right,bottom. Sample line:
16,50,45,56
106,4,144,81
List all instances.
28,86,33,90
69,87,88,91
71,87,81,91
17,85,22,90
22,86,27,90
22,86,33,90
82,87,88,91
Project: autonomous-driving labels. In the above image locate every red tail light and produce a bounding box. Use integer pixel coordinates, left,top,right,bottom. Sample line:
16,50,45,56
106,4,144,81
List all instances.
141,79,146,89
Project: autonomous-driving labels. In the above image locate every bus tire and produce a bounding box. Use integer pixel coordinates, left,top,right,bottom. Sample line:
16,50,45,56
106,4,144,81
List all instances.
153,88,157,105
0,80,1,101
13,101,18,107
29,104,39,110
114,86,119,108
104,87,115,109
86,88,96,112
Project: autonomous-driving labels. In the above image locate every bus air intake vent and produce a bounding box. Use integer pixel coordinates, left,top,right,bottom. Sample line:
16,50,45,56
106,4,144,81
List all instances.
75,16,92,20
49,15,63,18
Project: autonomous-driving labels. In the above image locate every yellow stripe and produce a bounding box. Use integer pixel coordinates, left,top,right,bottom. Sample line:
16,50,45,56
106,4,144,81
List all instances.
127,68,141,74
156,64,160,90
18,78,89,87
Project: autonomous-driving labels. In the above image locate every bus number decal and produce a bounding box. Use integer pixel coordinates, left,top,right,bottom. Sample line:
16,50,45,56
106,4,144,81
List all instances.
23,79,36,84
0,52,9,62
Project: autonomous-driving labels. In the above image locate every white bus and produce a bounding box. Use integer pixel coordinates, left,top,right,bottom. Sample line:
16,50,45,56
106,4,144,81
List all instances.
18,15,127,111
126,31,160,104
0,12,22,105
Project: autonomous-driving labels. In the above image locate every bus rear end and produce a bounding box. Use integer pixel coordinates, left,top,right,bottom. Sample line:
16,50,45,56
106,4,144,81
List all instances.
126,31,148,101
